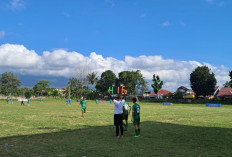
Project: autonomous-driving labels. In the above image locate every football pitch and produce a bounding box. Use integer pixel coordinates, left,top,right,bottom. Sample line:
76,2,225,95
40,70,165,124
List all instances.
0,99,232,157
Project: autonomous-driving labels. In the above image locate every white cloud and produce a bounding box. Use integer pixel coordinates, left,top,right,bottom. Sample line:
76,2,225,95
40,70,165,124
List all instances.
0,43,230,92
205,0,214,3
105,0,115,7
0,31,5,40
161,21,170,27
62,12,71,17
10,0,25,10
139,13,147,18
204,0,225,6
180,22,186,27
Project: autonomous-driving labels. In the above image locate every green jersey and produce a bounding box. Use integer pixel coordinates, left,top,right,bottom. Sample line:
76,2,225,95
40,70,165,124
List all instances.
80,100,87,108
132,103,140,117
123,102,130,113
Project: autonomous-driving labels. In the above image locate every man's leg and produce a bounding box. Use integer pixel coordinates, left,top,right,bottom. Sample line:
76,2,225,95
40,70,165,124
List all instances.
120,124,123,137
134,125,139,137
116,125,119,137
138,125,140,136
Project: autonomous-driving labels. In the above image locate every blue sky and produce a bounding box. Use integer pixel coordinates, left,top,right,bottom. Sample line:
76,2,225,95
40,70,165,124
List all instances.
0,0,231,91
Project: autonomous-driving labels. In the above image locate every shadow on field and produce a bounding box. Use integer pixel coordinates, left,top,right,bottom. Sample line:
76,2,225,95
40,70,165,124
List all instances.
0,121,232,157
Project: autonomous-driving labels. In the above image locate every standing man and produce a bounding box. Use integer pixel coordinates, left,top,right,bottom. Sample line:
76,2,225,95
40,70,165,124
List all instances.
6,97,9,104
108,91,125,138
79,96,87,119
131,97,140,137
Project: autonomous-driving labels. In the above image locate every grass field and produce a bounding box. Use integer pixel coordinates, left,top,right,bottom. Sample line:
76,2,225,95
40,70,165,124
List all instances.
0,99,232,157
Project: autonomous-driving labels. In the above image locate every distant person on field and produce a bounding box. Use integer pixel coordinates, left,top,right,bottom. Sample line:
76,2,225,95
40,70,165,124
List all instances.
40,98,43,103
123,100,131,131
10,97,13,104
96,99,98,104
131,97,140,137
28,98,30,105
69,99,72,105
21,98,24,105
108,90,125,138
79,96,87,119
6,97,9,104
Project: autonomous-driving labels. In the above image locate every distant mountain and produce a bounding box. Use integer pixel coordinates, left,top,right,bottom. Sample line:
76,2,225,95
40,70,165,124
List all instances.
18,74,69,88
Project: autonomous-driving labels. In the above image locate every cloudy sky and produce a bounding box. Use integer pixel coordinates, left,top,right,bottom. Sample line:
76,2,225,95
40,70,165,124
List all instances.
0,0,231,91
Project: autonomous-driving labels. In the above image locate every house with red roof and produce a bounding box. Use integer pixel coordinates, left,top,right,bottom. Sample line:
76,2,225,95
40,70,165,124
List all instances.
217,87,232,99
150,89,173,98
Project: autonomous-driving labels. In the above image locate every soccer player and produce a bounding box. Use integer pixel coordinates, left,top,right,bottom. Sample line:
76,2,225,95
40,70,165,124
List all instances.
79,96,87,119
131,97,140,137
21,98,24,105
123,101,131,131
40,98,43,103
6,97,9,104
10,97,13,104
28,98,30,105
108,90,126,138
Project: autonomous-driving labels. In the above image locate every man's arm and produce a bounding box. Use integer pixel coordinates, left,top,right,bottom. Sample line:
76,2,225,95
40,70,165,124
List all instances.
122,93,126,100
131,112,134,122
108,90,113,100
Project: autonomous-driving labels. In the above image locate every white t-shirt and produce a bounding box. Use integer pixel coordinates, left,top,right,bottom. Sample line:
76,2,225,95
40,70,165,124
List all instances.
113,99,125,114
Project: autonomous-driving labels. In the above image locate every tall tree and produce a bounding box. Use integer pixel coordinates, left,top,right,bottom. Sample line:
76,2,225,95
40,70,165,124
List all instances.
68,78,78,88
33,80,50,96
190,66,217,98
140,80,149,96
229,71,232,87
151,74,163,98
118,70,145,95
96,70,117,94
87,72,98,90
0,72,21,95
223,71,232,87
76,65,90,94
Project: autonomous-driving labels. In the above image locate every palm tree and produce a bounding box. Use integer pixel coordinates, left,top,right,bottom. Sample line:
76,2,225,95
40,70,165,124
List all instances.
87,72,98,90
68,78,78,88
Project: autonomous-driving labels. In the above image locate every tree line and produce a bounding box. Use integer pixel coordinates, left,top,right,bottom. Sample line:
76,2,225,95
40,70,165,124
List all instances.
0,66,232,99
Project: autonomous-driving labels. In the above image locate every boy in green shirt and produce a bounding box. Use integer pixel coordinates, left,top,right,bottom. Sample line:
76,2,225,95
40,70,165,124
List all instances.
123,101,131,131
131,97,140,137
79,96,87,119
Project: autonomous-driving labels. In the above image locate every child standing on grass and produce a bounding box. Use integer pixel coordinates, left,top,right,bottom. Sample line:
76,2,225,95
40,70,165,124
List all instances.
79,97,87,119
131,97,140,137
10,97,13,104
6,97,9,104
123,101,131,131
28,98,30,105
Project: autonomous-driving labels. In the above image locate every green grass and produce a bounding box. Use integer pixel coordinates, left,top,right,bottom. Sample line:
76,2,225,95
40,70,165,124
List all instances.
0,99,232,156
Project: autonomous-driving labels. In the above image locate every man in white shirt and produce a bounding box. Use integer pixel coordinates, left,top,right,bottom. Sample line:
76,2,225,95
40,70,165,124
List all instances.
108,91,125,138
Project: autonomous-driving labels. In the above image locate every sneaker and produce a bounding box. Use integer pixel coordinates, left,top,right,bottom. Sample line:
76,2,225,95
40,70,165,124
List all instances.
134,135,139,138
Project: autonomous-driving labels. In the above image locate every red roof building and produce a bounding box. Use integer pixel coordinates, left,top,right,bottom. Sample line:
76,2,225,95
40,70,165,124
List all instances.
150,90,173,95
217,87,232,99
